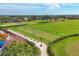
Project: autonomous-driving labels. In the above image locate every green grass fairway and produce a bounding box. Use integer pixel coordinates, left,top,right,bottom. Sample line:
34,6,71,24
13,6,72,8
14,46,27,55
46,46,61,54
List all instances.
66,40,79,56
8,20,79,56
51,36,79,56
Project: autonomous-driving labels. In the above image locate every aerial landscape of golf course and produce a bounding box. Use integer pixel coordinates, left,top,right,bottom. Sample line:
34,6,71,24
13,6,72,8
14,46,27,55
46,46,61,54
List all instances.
0,3,79,56
15,20,79,56
0,18,79,56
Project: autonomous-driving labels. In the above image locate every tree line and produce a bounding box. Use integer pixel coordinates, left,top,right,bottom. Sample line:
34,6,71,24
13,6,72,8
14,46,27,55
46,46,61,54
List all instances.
0,15,79,23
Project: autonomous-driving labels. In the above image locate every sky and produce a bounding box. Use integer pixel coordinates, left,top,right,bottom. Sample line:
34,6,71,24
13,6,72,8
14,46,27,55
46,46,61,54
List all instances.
0,3,79,15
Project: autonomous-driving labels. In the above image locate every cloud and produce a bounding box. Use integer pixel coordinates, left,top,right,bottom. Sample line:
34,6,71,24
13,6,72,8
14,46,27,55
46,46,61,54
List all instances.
43,3,61,13
0,3,62,15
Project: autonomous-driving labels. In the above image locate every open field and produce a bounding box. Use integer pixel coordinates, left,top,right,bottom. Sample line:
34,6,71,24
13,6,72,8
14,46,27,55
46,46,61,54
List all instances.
6,20,79,56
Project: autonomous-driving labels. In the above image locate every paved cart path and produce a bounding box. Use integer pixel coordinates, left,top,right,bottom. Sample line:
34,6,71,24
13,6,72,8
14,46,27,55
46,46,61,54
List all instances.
7,30,48,56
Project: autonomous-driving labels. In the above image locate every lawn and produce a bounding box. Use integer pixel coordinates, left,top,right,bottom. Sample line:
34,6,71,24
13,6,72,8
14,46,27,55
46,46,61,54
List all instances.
50,36,79,56
8,20,79,56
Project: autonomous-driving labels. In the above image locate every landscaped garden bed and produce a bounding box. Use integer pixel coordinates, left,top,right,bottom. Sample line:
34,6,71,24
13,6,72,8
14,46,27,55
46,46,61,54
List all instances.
1,39,40,56
0,30,40,56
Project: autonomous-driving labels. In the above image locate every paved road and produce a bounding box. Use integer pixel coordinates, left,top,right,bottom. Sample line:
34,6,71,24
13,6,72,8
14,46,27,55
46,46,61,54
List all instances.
7,30,48,56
